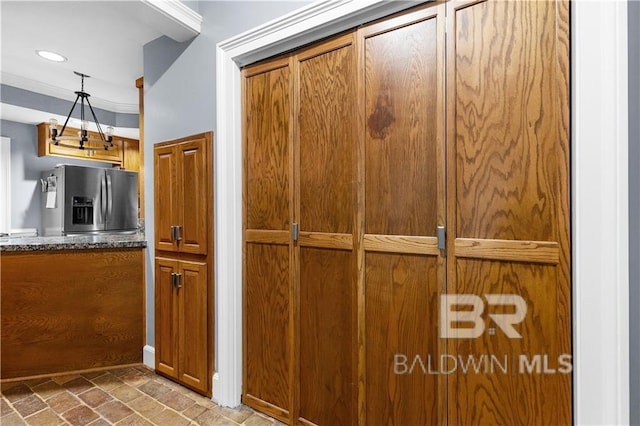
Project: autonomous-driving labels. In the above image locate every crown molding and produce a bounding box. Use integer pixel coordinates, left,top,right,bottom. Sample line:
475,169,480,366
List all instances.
1,72,138,114
218,0,428,67
140,0,202,42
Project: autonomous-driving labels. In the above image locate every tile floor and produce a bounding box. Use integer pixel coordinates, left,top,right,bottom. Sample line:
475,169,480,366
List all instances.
1,365,280,426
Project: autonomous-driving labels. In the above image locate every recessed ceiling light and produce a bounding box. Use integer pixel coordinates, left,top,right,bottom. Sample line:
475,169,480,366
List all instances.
36,50,67,62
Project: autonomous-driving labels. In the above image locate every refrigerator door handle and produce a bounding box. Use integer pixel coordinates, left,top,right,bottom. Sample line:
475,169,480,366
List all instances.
100,175,107,222
106,174,113,221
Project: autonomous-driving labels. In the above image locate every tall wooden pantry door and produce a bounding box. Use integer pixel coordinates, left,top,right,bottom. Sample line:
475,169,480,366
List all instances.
243,56,294,422
294,33,357,426
361,5,446,425
446,0,571,424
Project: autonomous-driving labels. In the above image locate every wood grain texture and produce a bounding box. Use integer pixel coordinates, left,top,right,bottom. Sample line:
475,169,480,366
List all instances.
365,252,440,425
297,35,355,235
244,243,292,421
178,260,209,394
154,144,178,252
298,232,353,250
1,249,144,379
360,7,447,425
154,132,214,396
121,137,142,218
245,229,290,245
446,0,572,424
155,133,212,256
453,0,562,242
454,238,559,264
245,62,291,231
155,257,179,379
451,259,569,426
364,15,440,237
177,137,209,254
37,122,124,165
363,235,439,255
298,247,355,426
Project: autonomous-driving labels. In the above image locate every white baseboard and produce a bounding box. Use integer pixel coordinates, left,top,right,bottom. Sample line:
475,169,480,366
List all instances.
143,345,155,370
212,372,221,405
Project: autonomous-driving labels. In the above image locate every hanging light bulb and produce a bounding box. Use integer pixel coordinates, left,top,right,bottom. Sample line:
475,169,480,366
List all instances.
49,119,59,140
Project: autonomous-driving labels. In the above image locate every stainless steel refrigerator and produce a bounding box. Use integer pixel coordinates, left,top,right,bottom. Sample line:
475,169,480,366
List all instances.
41,165,138,236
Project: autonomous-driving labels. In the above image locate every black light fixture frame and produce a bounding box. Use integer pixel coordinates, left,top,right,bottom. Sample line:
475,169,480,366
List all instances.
50,71,113,150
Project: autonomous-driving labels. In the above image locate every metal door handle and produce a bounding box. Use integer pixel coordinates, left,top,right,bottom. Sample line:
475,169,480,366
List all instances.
100,177,107,221
170,225,182,242
106,174,113,220
437,226,446,251
171,272,182,289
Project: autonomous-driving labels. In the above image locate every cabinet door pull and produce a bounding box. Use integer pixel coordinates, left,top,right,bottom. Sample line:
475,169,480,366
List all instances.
175,225,182,241
171,272,183,289
170,225,176,241
437,225,446,252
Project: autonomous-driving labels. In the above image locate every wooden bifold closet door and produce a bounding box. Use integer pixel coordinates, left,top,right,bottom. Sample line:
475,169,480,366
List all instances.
362,5,446,425
446,1,571,424
243,0,570,424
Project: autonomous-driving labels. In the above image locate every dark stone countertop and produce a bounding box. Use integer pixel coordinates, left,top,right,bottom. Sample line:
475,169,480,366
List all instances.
0,233,147,252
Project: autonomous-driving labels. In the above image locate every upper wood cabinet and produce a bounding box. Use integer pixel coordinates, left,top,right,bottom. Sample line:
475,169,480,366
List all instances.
37,122,125,165
154,133,211,255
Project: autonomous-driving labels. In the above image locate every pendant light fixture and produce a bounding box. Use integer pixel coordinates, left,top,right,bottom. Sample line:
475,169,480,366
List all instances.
48,71,114,151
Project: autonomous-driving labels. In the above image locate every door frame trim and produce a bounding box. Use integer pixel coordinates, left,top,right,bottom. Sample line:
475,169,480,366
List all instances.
572,1,629,424
214,1,631,423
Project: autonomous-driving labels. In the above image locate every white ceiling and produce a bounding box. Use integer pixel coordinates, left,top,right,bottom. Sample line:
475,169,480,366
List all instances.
1,0,201,115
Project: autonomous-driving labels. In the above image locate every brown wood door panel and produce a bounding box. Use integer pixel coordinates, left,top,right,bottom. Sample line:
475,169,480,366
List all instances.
155,257,179,379
244,242,292,422
178,260,208,394
155,145,178,252
451,0,565,242
298,247,355,426
364,252,441,425
447,0,571,424
360,7,447,425
178,139,208,254
363,8,444,237
244,60,291,232
449,259,570,425
243,56,294,423
297,34,356,235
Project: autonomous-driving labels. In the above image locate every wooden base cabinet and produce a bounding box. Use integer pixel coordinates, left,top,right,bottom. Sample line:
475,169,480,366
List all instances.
1,248,144,380
155,258,209,394
243,1,571,425
154,132,214,397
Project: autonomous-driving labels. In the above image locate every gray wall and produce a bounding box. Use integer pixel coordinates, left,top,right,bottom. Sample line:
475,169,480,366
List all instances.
1,85,138,129
0,119,108,233
629,0,640,424
142,1,311,347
